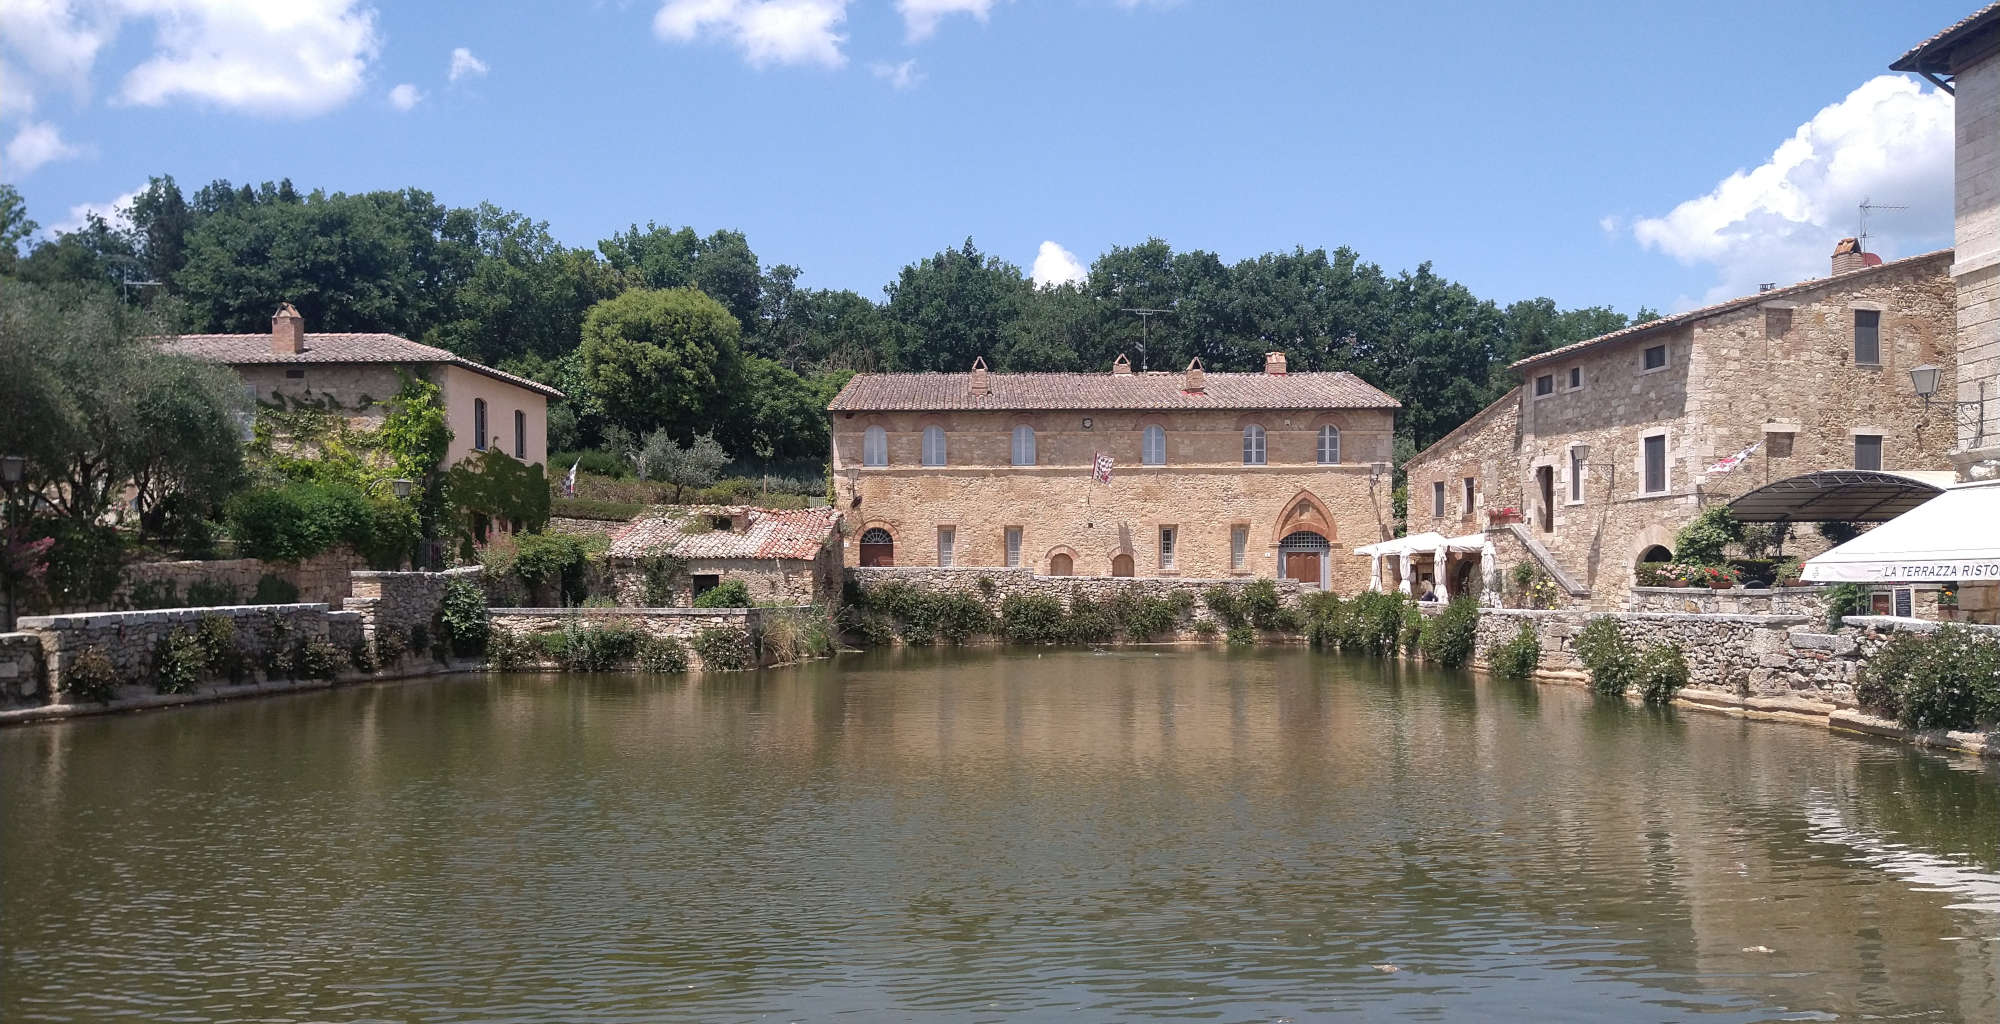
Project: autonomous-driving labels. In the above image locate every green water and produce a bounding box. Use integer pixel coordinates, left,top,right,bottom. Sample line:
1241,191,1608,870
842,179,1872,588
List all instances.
4,648,1998,1022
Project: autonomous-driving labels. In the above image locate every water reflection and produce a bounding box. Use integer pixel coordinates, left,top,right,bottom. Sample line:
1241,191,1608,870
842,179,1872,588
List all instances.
3,647,1997,1022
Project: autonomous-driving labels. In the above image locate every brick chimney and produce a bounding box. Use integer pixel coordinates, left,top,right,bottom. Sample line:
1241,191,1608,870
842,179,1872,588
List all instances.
969,356,990,396
1831,238,1866,275
1184,357,1206,393
1112,353,1133,375
272,302,305,354
1264,351,1288,375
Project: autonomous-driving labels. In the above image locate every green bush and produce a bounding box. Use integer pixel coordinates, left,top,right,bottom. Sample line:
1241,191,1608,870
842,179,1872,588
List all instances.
1488,623,1541,680
194,614,246,683
691,626,756,671
1419,597,1480,668
1825,583,1869,630
126,579,182,610
1636,644,1690,704
260,616,296,675
551,498,648,522
1000,593,1066,644
1066,592,1117,644
639,554,687,606
37,519,126,612
1672,505,1742,567
153,628,205,694
1337,592,1408,653
1879,626,2000,732
1226,623,1256,646
550,448,632,479
251,574,300,605
348,638,379,674
409,624,433,661
759,612,832,665
186,579,241,607
1399,603,1423,655
374,626,409,666
1241,579,1284,629
1203,586,1245,629
225,482,375,562
1855,631,1926,719
547,619,644,671
509,533,595,604
1574,617,1637,697
638,634,691,673
292,638,342,680
692,578,752,608
62,647,122,703
1116,593,1182,640
436,576,491,657
1192,619,1220,640
485,629,536,670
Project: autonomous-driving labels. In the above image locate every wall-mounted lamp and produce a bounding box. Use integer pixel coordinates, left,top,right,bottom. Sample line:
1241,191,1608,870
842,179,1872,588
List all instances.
1369,461,1389,483
0,454,23,489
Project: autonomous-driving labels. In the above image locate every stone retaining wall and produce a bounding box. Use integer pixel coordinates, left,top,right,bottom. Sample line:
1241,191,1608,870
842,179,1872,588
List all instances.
17,603,334,703
347,566,485,648
489,606,787,671
96,547,368,612
0,633,42,703
846,566,1310,640
1626,585,1834,618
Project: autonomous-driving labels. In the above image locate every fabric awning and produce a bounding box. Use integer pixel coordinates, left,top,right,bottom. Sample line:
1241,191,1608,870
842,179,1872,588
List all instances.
1725,470,1953,523
1353,532,1490,558
1802,480,2000,583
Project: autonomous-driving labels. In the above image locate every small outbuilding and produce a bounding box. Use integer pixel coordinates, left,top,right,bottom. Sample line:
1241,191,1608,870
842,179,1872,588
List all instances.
607,506,842,607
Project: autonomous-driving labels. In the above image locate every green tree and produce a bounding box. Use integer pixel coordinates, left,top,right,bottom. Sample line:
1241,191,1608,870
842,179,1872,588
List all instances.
640,431,732,502
884,238,1031,371
579,287,745,437
0,184,37,276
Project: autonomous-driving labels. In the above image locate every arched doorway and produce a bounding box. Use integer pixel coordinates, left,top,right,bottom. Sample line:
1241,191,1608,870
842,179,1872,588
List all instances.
1638,544,1672,564
859,527,895,567
1451,557,1480,599
1279,531,1330,588
1110,552,1135,577
1049,552,1073,576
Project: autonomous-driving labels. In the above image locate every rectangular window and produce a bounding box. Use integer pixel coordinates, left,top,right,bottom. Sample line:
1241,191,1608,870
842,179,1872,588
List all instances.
1534,373,1554,396
937,526,955,567
1854,310,1881,365
1004,527,1022,568
1854,434,1883,471
1567,366,1582,390
514,410,526,459
1643,433,1667,494
1462,477,1475,514
474,398,488,451
1432,480,1446,517
1765,307,1791,339
1569,447,1584,502
1230,525,1248,571
1159,526,1176,570
1643,345,1667,371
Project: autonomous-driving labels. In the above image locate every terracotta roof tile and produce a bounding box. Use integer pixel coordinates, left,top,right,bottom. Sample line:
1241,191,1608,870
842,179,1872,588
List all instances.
607,505,838,562
1891,2,2000,73
1510,249,1952,372
827,369,1398,412
160,332,564,400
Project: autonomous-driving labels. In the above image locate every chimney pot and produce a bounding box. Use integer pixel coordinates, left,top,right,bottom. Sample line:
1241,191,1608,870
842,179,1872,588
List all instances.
272,302,305,355
1112,353,1133,375
1264,351,1288,376
969,356,990,396
1831,237,1867,276
1184,358,1206,393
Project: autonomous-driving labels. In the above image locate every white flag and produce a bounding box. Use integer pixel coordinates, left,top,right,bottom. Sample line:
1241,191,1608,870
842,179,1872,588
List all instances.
1706,442,1760,475
561,459,579,497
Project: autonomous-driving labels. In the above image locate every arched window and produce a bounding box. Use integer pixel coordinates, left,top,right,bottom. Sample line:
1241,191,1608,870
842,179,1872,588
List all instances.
1110,552,1135,577
863,426,888,467
1317,425,1340,465
921,426,947,467
1011,425,1037,466
1049,552,1073,576
474,398,489,451
1242,424,1266,465
859,527,895,567
1142,425,1166,466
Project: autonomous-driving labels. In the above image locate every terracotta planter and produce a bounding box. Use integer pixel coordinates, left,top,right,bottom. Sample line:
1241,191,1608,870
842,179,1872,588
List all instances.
1668,581,1690,589
1708,580,1733,590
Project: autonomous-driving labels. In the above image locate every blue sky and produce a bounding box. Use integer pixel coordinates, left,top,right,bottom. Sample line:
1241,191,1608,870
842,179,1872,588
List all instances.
0,0,1972,313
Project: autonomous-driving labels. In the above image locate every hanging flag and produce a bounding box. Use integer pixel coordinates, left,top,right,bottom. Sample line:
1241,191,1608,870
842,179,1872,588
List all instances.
1706,441,1761,475
1092,452,1114,484
562,459,580,498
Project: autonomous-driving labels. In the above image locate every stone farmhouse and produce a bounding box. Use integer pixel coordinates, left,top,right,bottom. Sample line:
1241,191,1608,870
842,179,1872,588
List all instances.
162,303,561,468
605,505,842,607
1402,244,1957,607
826,352,1400,592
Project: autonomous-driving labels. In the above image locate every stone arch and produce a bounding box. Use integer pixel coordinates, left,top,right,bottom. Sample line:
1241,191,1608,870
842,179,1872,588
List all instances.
1110,552,1135,578
1638,544,1673,564
858,522,899,567
1271,489,1337,545
1043,545,1079,577
1629,524,1676,568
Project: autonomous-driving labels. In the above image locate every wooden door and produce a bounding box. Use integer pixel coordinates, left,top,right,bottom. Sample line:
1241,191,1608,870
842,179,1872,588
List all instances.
1111,553,1134,577
1537,466,1555,532
1285,552,1320,585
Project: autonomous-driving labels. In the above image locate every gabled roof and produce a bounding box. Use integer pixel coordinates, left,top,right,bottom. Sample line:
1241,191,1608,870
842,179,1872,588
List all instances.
1891,2,2000,74
1509,248,1952,373
827,370,1399,412
161,332,564,400
608,505,838,562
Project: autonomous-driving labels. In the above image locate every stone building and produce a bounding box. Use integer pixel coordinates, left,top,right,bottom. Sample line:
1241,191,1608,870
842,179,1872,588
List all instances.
1403,245,1958,606
163,303,561,468
826,353,1400,592
606,505,841,607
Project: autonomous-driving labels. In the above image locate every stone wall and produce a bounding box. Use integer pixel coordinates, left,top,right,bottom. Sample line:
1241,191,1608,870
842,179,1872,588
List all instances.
347,566,484,647
606,551,835,608
833,406,1398,594
489,606,776,671
1953,51,1999,459
847,565,1310,640
17,603,334,704
0,633,42,703
1626,585,1833,617
107,547,368,612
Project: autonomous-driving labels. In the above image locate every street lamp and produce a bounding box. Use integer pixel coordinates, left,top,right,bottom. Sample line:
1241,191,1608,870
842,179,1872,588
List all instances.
365,477,414,499
1910,364,1942,402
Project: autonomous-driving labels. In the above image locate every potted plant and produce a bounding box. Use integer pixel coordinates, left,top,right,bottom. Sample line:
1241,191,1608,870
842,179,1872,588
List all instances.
1487,506,1523,526
1939,584,1960,621
1701,565,1742,590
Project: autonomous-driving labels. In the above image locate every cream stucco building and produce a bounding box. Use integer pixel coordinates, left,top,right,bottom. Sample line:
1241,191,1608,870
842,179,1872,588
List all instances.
827,353,1400,593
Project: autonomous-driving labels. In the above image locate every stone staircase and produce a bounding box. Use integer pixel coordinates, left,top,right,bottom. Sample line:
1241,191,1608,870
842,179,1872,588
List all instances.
1496,524,1590,599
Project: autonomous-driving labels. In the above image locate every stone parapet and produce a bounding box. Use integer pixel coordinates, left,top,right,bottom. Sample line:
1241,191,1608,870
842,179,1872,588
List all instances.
0,632,42,703
348,566,484,646
17,603,333,704
1627,585,1833,617
847,565,1310,641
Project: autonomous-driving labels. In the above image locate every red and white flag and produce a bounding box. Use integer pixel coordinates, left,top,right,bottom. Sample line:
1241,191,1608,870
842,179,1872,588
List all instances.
561,459,580,497
1092,452,1114,484
1706,442,1760,475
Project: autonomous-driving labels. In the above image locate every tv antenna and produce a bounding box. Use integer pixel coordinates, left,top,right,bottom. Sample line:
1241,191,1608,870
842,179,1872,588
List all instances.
1858,196,1907,250
1118,308,1173,370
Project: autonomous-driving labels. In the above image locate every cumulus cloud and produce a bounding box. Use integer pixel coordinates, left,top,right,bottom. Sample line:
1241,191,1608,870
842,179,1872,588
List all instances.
448,46,487,82
0,58,37,118
653,0,848,68
869,58,921,90
5,119,87,176
115,0,382,117
49,183,142,236
1627,75,1953,305
1031,240,1087,288
0,0,111,97
387,82,421,111
897,0,1001,42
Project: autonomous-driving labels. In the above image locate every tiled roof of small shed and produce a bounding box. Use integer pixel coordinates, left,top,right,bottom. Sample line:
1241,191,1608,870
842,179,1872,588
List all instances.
827,370,1399,411
160,332,563,399
608,506,838,561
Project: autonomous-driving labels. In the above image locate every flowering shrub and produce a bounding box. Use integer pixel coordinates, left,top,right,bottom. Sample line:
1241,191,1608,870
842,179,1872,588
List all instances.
1637,562,1742,587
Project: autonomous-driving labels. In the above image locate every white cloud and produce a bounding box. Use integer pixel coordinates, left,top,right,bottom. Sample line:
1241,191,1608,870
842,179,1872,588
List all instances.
49,183,142,236
869,58,921,90
115,0,382,117
1031,240,1087,288
448,46,487,82
387,82,421,110
1628,75,1953,305
4,120,87,176
897,0,1001,42
0,58,37,118
653,0,848,68
0,0,111,93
